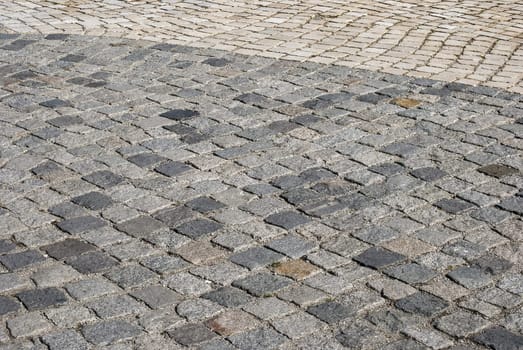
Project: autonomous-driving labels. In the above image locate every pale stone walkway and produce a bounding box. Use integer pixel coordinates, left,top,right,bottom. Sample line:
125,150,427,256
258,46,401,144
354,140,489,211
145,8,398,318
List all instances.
1,0,523,92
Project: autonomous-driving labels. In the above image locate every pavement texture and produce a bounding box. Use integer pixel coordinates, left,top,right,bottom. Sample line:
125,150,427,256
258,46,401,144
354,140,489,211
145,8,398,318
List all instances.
0,32,521,349
1,0,523,92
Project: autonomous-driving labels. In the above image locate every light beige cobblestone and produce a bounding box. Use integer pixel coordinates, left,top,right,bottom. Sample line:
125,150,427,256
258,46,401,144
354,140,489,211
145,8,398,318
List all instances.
1,0,522,90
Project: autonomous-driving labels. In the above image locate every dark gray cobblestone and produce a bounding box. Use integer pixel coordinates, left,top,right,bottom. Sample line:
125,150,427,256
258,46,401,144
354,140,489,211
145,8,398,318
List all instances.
0,34,521,348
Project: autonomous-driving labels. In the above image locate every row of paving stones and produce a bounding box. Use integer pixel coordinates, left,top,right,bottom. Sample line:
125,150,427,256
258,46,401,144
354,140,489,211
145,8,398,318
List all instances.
0,34,521,349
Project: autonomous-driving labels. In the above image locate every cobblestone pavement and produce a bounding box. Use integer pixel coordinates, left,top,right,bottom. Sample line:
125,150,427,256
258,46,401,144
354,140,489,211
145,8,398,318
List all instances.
1,1,523,92
0,33,521,349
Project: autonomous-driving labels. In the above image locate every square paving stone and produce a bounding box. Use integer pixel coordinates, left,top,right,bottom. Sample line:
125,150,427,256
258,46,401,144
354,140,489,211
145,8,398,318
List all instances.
477,164,519,178
87,294,148,318
228,326,287,350
271,311,326,340
65,277,121,301
127,153,165,167
265,234,317,258
395,292,449,316
435,310,490,337
82,170,124,189
155,161,193,177
131,285,182,309
71,191,114,210
206,310,259,336
65,251,118,274
202,287,253,307
265,211,311,230
384,263,438,284
167,324,217,346
16,287,68,310
42,330,90,350
186,197,226,213
277,285,328,307
153,206,197,227
498,196,523,215
472,254,513,275
82,320,142,346
472,326,523,350
175,218,223,239
0,250,46,270
160,109,200,120
273,259,320,280
435,198,475,214
369,162,405,176
353,247,406,270
40,98,72,108
56,215,107,234
447,266,492,289
230,247,284,270
232,273,292,297
7,312,53,338
307,301,352,324
105,265,156,289
410,167,448,182
0,239,16,253
0,296,20,315
41,238,96,260
49,202,89,219
116,215,167,238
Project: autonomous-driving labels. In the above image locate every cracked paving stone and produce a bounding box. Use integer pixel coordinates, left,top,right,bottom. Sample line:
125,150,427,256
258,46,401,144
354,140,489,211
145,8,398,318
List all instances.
265,211,311,230
16,287,68,310
82,170,124,189
41,238,96,260
167,324,217,346
232,273,292,297
472,326,523,350
175,218,223,239
307,301,352,324
477,164,519,178
56,215,107,234
65,251,118,274
353,247,406,270
82,320,142,346
0,250,46,270
447,266,493,289
395,292,449,316
472,254,513,275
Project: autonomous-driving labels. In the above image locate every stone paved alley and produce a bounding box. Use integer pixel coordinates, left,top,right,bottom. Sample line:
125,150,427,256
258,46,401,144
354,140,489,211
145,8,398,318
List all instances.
0,1,522,349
